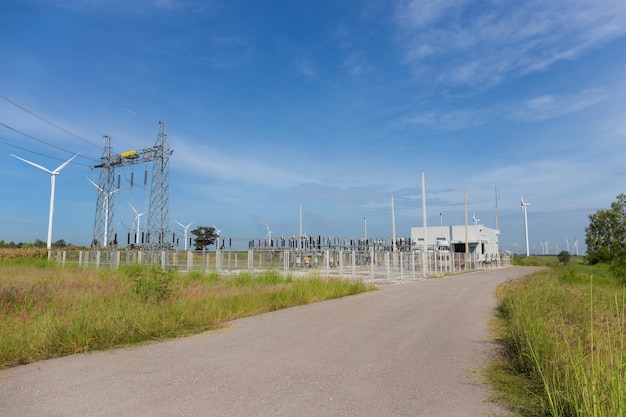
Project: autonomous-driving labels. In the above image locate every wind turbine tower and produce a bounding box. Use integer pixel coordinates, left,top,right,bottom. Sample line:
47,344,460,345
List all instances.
11,153,79,250
521,197,531,256
175,220,193,251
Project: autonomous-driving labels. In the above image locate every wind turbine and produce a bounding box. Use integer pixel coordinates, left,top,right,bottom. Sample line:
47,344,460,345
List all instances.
521,197,531,256
128,201,146,245
472,212,480,226
539,241,546,255
573,238,579,256
544,240,549,255
11,153,79,250
212,224,223,249
175,220,194,251
88,178,121,248
265,224,273,240
565,237,570,253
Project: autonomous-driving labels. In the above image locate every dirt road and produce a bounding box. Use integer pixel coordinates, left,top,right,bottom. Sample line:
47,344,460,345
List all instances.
0,266,540,416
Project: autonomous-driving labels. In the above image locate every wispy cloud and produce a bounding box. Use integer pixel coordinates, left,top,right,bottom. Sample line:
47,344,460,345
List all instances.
172,140,310,188
510,88,607,122
393,0,626,87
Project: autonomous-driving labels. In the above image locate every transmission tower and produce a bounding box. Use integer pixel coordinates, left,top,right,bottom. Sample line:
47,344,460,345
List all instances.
146,121,172,250
90,123,173,255
91,135,116,248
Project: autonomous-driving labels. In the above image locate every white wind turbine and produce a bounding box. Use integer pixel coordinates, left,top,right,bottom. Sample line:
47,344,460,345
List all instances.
540,241,546,255
175,220,194,251
11,153,79,250
573,238,579,256
472,212,480,226
544,240,549,256
265,224,273,240
212,224,223,249
565,237,570,253
87,178,121,248
128,201,146,245
521,197,531,256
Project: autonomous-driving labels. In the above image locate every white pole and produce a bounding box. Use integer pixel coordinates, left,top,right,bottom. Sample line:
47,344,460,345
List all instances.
391,195,397,252
299,202,303,250
47,174,56,250
421,172,428,278
521,198,531,256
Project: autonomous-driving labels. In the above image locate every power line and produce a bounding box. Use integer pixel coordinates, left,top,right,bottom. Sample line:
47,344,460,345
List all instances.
0,139,92,168
0,121,99,163
0,65,105,140
0,93,101,149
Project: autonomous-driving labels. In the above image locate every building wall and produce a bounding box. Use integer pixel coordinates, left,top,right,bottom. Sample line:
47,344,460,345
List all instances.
411,225,500,255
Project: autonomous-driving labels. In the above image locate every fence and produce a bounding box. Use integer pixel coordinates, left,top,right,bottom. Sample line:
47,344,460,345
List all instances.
50,248,511,284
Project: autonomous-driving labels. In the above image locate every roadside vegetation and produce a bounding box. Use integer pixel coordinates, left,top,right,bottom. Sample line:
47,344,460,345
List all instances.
489,255,625,416
0,255,370,369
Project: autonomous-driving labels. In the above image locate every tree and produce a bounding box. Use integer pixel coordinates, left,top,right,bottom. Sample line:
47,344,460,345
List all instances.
191,226,218,250
585,193,626,264
557,250,570,265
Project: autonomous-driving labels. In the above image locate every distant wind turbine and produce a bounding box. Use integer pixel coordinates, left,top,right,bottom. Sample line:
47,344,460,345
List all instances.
175,220,194,251
88,178,121,248
11,153,79,250
565,237,570,253
472,212,480,226
212,224,223,249
521,197,531,256
540,241,546,255
573,238,579,256
128,201,146,244
266,224,273,240
544,240,549,256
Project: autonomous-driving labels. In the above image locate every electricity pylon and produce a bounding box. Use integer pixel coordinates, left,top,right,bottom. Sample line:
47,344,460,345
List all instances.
91,123,173,255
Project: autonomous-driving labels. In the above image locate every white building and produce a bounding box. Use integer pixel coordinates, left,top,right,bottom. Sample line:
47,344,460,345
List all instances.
410,224,500,257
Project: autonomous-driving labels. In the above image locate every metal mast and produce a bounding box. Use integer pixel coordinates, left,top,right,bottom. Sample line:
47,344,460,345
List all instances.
146,121,172,250
92,135,116,248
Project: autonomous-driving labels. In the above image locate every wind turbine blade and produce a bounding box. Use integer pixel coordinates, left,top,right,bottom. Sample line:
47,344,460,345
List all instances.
128,201,138,215
175,220,185,228
86,177,101,190
53,153,79,173
11,154,53,174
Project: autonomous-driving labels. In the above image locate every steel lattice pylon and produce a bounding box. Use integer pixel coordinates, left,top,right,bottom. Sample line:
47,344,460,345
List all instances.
91,124,173,259
91,135,116,248
146,121,172,250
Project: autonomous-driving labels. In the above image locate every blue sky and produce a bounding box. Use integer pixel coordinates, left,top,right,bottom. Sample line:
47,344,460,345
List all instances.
1,0,625,254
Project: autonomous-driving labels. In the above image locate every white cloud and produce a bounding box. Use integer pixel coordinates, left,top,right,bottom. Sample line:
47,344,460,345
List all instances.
393,0,626,86
510,88,607,122
172,140,310,188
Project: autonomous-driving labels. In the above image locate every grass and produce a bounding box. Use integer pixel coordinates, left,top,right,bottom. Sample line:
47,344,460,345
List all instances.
487,259,625,416
0,262,371,369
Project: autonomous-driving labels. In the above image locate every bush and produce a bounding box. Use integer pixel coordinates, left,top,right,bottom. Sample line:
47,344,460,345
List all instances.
557,250,570,265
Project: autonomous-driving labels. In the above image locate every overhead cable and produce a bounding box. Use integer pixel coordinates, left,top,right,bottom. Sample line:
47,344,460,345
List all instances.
0,93,101,149
0,121,99,163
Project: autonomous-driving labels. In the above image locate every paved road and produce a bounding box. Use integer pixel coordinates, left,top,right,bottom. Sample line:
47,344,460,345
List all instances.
0,266,540,417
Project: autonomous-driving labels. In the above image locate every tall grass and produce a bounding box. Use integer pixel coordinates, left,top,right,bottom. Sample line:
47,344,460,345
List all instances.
0,264,369,369
491,265,625,416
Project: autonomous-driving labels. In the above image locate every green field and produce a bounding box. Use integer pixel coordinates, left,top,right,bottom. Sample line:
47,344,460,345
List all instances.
489,256,625,416
0,260,370,369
